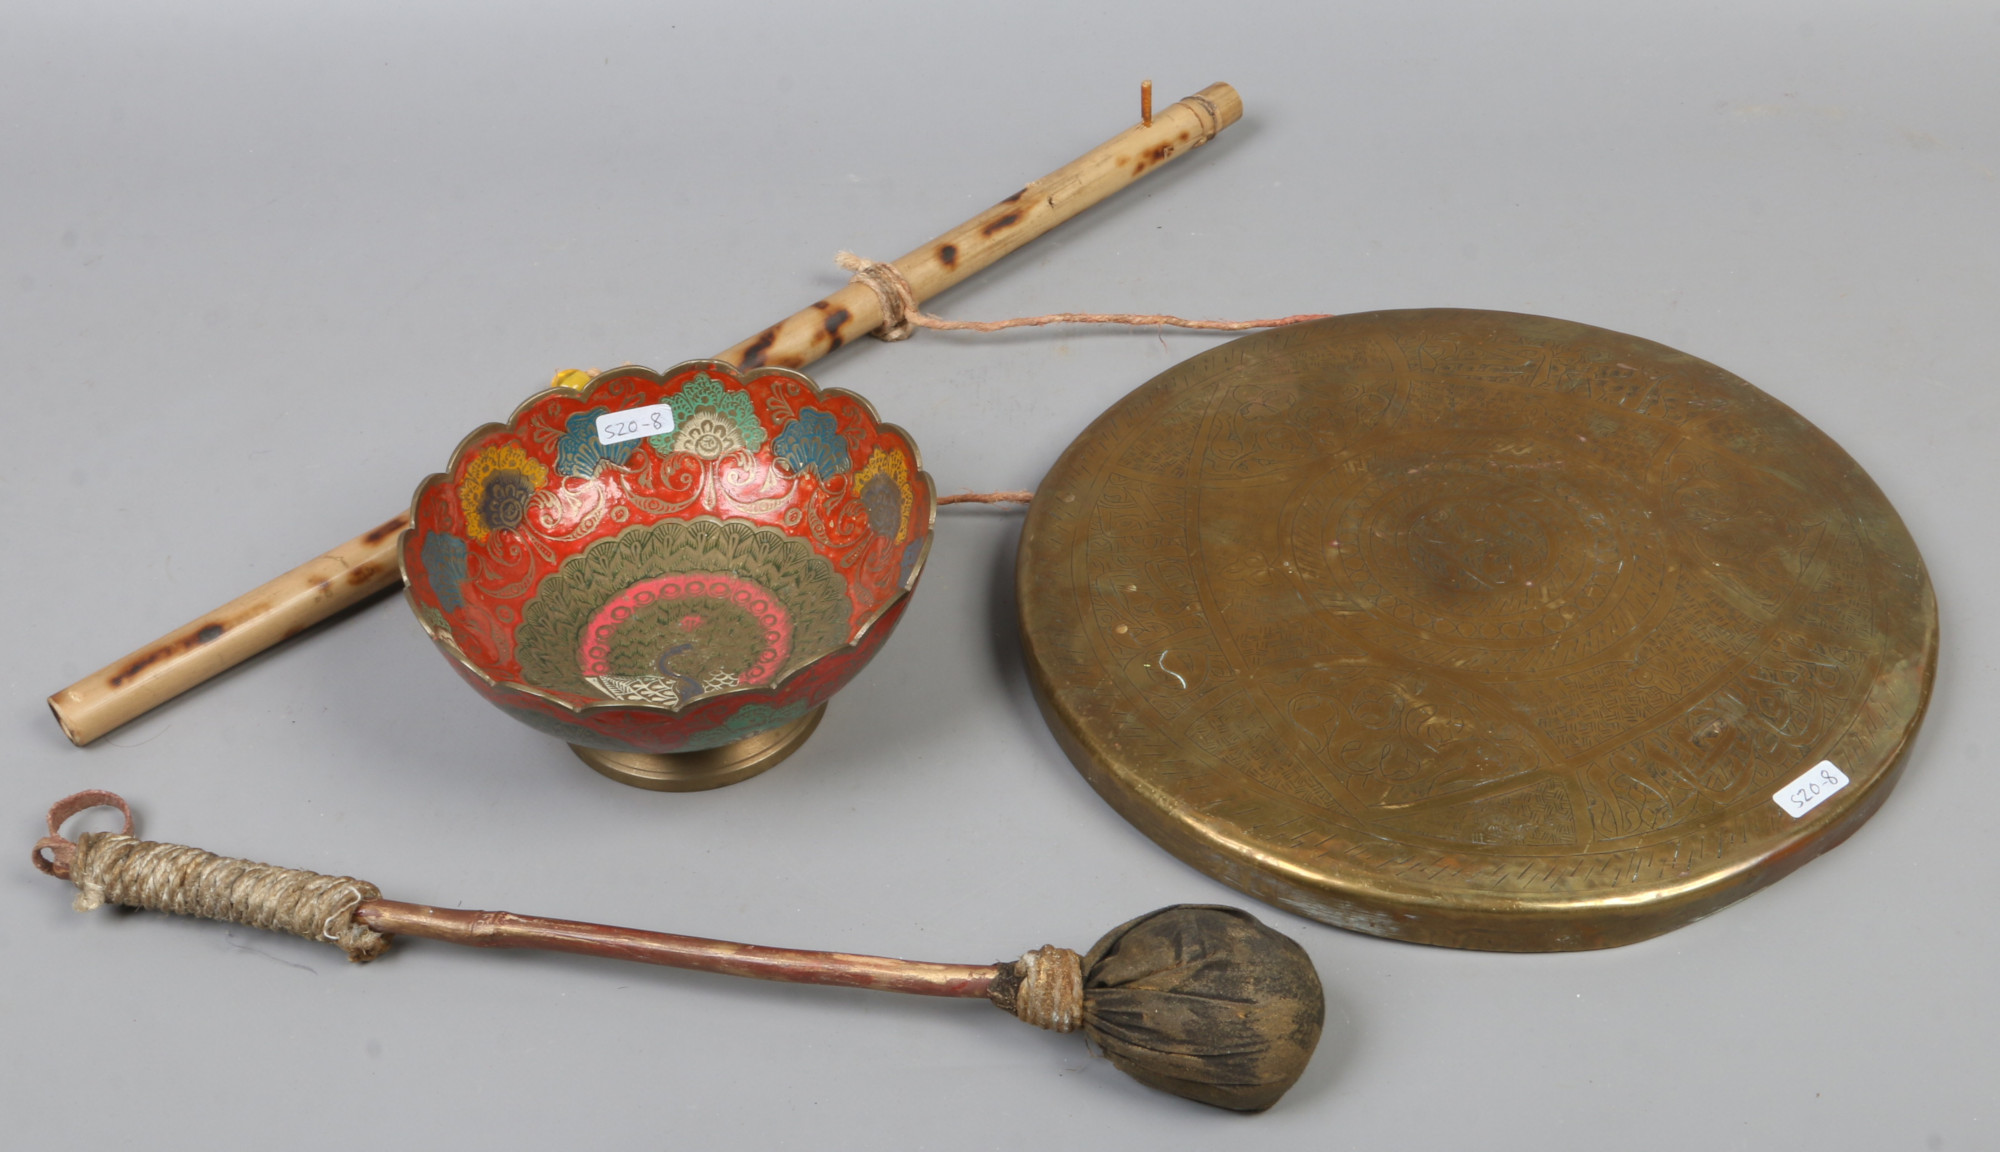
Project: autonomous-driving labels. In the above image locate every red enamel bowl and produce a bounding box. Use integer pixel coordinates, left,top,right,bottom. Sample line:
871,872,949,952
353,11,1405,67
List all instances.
400,361,934,789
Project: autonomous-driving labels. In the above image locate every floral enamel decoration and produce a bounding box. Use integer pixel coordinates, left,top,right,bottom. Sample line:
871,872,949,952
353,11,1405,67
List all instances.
722,699,815,735
853,450,915,544
419,532,469,612
654,372,764,459
556,555,823,706
672,410,748,460
555,409,639,478
896,539,925,588
400,359,934,766
459,443,550,541
772,406,852,479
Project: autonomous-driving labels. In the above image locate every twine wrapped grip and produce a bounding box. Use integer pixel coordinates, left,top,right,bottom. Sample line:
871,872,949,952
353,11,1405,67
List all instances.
33,791,389,962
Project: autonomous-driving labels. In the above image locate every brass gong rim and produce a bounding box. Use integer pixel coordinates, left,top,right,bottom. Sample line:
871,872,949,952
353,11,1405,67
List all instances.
1018,309,1936,951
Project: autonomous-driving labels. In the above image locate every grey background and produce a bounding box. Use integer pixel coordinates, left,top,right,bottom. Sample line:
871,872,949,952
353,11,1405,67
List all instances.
3,2,1994,1148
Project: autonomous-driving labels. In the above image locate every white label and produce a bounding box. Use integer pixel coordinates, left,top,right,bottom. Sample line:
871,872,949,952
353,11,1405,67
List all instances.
1772,760,1850,818
596,403,675,445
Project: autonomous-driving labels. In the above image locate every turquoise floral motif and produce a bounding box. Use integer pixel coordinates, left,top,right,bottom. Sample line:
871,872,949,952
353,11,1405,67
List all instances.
502,702,632,749
896,538,924,589
421,532,469,612
650,373,765,458
555,409,637,478
722,699,814,734
670,699,813,752
771,407,851,479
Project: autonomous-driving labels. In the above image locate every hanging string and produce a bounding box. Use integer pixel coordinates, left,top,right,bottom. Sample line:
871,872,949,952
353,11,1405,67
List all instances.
838,249,1327,509
835,252,1331,341
938,491,1034,506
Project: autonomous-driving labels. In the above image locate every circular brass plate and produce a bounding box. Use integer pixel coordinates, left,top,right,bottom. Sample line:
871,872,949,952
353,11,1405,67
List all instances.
1018,310,1936,951
570,704,827,791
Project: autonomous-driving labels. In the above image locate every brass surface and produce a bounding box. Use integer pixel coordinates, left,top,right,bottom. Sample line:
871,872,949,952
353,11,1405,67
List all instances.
570,703,826,791
1018,310,1936,951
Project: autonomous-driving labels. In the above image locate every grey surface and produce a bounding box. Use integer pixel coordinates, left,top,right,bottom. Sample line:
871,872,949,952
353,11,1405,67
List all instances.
3,2,1995,1148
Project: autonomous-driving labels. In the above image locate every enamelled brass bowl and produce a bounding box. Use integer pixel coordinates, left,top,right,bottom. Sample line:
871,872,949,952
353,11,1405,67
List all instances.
402,361,935,790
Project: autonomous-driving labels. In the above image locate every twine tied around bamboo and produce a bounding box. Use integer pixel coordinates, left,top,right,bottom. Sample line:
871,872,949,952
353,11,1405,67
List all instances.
32,792,388,961
836,251,1333,342
837,251,922,340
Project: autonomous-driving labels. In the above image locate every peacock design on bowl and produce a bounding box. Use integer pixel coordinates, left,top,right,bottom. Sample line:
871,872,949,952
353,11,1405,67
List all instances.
400,360,935,763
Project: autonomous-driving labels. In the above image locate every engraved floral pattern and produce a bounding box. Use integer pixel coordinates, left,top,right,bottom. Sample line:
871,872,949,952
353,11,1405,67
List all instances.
672,410,748,460
514,516,850,703
459,443,549,541
897,538,925,588
722,699,814,733
651,372,765,458
772,406,851,479
420,532,469,612
585,673,686,706
853,449,914,543
554,409,638,478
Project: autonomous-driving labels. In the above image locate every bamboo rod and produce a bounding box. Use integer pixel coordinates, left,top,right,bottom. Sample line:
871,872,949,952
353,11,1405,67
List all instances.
47,514,410,745
48,83,1243,747
358,900,1000,998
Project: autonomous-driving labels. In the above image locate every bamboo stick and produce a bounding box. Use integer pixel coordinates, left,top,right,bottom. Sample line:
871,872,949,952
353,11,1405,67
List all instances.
48,83,1243,746
47,515,410,745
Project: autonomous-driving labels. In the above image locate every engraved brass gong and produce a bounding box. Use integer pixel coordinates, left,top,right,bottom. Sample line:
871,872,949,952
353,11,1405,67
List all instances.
1018,310,1936,951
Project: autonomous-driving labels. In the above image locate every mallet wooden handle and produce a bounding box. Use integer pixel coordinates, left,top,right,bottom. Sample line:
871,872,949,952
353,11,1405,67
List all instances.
358,900,1000,998
48,83,1243,746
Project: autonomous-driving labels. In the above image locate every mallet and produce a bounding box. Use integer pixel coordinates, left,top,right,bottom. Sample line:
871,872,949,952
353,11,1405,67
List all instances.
33,791,1325,1111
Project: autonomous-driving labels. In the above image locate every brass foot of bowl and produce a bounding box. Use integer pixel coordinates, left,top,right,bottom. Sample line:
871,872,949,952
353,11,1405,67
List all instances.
569,703,827,791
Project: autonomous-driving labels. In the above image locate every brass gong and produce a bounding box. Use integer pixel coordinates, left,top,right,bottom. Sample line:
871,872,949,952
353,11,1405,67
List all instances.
1018,309,1936,951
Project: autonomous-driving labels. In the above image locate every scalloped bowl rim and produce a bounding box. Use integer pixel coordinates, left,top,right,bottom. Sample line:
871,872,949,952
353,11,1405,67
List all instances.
398,359,938,720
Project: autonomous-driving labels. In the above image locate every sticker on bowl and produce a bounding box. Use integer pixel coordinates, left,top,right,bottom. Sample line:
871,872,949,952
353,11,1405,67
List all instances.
596,403,675,446
1772,760,1850,818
